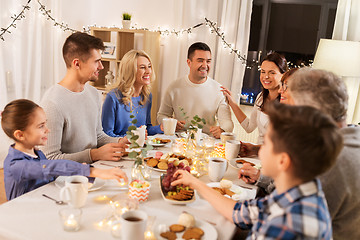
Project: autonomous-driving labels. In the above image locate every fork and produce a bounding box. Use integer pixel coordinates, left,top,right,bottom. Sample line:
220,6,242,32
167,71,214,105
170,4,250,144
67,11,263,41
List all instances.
100,163,124,168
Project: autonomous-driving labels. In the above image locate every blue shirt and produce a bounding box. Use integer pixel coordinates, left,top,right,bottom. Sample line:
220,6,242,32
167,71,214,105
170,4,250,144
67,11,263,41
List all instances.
4,145,90,200
233,179,332,239
101,90,162,137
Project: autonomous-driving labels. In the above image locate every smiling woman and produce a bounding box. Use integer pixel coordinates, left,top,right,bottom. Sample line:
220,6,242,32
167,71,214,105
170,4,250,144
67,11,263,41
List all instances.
101,50,163,137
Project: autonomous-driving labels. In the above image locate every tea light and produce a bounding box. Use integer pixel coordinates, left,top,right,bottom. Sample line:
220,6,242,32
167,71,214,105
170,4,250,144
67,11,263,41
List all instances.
94,195,111,204
59,208,82,232
144,230,156,240
111,221,122,238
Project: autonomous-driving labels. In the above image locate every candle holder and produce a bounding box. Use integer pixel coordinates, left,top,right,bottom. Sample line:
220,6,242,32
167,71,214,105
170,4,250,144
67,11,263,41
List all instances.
59,208,82,232
110,197,139,219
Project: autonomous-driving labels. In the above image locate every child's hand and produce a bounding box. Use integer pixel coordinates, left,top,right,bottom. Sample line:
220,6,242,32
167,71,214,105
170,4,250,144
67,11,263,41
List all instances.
90,168,128,183
238,163,260,184
171,169,198,189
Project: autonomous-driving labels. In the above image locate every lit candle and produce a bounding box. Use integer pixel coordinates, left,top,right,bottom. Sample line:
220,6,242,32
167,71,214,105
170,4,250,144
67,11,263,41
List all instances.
93,195,111,204
63,214,79,231
144,230,156,240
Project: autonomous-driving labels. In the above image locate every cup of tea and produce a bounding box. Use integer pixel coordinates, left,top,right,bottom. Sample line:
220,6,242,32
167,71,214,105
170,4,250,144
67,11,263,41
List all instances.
60,175,88,208
163,118,177,135
225,140,241,160
208,157,228,182
120,210,148,240
220,132,235,143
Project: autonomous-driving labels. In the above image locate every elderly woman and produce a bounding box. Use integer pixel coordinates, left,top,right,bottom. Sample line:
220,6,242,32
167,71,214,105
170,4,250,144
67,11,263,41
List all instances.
238,67,360,240
102,50,163,137
221,52,288,144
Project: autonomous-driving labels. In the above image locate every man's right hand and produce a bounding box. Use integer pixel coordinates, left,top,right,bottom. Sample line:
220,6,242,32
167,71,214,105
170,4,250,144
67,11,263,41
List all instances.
239,142,260,157
90,142,126,161
176,120,186,131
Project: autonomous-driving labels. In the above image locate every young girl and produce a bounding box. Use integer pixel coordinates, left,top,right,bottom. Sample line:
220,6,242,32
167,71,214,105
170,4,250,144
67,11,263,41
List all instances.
1,99,128,200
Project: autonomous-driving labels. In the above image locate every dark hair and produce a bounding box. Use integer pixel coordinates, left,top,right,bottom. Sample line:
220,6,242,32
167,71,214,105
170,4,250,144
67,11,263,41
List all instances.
1,99,40,141
62,32,105,68
258,52,288,111
187,42,211,60
266,102,343,182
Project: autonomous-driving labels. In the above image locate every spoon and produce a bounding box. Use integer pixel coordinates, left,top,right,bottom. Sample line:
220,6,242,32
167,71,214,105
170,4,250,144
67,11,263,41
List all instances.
42,194,66,205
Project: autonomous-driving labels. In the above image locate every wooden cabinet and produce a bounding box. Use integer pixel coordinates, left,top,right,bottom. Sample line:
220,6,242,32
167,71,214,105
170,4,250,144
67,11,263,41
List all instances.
90,27,161,124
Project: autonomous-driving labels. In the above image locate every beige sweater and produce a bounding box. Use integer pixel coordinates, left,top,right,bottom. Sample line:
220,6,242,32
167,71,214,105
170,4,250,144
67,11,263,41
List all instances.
40,83,119,163
157,76,233,134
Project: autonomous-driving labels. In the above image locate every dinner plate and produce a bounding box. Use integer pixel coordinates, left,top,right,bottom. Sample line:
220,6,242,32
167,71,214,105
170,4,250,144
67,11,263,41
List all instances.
159,174,196,204
207,182,257,200
55,176,106,192
145,164,167,173
156,219,217,240
147,142,167,147
229,157,261,169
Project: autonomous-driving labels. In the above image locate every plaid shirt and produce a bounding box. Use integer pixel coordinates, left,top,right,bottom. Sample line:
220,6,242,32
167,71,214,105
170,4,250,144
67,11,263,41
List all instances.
233,179,332,239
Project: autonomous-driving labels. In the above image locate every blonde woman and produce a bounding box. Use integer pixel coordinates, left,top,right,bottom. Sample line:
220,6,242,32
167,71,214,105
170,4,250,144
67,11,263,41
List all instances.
102,50,163,137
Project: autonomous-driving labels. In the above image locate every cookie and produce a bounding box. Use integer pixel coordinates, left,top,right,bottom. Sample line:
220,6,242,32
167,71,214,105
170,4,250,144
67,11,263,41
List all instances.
212,187,226,195
160,231,177,240
147,158,159,167
182,228,203,240
236,159,255,166
169,224,185,232
158,161,169,170
224,188,235,197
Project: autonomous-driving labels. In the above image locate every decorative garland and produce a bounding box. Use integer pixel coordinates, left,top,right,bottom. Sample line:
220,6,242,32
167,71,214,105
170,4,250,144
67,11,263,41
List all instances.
0,0,32,41
1,0,306,69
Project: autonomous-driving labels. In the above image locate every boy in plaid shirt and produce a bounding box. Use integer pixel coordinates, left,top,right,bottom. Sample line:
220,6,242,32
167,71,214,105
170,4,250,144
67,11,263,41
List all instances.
172,103,343,239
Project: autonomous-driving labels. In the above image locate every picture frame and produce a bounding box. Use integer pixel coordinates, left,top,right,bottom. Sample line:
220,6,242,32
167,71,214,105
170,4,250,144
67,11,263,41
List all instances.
101,42,116,59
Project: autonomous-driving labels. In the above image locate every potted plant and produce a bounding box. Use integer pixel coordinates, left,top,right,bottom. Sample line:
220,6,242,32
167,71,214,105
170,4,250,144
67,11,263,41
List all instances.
122,13,132,29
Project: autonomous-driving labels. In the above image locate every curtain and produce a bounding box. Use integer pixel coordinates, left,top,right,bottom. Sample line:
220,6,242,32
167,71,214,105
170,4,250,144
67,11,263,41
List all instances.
332,0,360,124
0,0,253,167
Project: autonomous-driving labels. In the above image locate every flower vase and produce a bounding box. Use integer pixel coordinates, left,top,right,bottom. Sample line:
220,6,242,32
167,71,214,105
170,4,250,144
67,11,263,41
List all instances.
122,20,131,29
185,129,197,159
131,161,151,181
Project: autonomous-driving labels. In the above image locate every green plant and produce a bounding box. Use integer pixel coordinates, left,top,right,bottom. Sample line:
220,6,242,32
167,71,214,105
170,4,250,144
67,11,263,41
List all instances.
179,107,206,130
122,13,132,20
126,114,152,167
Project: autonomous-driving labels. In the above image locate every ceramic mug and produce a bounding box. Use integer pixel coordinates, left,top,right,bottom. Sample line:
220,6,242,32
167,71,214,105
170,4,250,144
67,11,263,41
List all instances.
208,157,228,182
225,140,241,160
133,127,146,147
220,132,235,143
120,210,148,240
163,118,177,135
60,176,88,208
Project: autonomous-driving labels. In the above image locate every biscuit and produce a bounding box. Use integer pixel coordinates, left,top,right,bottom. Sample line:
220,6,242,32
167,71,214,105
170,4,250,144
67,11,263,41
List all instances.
147,158,158,167
212,187,226,195
169,224,185,232
224,188,235,197
236,159,255,166
182,228,203,240
157,161,168,170
160,231,177,240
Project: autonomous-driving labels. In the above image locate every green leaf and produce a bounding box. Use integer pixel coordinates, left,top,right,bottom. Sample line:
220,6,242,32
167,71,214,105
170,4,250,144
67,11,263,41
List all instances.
128,151,138,159
126,131,132,136
131,135,139,141
201,118,206,124
198,124,203,129
141,149,147,157
132,119,138,124
128,125,136,131
130,114,135,119
145,144,153,151
129,142,140,148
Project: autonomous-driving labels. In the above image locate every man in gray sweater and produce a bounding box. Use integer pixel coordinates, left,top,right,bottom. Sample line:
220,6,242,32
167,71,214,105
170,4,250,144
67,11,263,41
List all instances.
40,32,128,163
239,68,360,239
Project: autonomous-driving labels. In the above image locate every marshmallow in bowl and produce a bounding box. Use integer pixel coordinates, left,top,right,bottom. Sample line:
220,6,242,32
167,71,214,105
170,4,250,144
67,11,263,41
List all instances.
220,179,233,189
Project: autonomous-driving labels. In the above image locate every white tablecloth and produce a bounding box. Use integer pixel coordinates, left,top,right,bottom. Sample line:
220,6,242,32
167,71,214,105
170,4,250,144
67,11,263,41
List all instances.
0,135,258,240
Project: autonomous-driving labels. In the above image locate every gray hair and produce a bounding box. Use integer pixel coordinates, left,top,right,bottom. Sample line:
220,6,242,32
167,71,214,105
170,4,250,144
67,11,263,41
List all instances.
288,67,348,122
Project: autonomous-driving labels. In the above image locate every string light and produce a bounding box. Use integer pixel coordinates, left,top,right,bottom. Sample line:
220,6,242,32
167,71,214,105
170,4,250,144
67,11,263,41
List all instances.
0,0,32,41
1,1,309,69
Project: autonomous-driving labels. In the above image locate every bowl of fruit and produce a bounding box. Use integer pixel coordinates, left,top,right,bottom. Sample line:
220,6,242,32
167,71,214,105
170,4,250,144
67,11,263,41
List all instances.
160,162,195,204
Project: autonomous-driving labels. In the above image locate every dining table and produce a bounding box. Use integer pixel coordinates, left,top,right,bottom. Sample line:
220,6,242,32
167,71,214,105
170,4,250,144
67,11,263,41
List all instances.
0,134,259,240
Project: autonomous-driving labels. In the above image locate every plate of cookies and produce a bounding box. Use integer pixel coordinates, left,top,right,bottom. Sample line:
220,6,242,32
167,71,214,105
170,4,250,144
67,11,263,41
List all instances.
144,152,193,173
156,212,217,240
148,137,172,147
229,157,261,169
207,179,256,201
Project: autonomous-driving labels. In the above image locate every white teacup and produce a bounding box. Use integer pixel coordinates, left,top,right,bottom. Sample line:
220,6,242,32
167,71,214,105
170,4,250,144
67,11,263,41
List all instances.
163,118,177,135
133,127,146,147
120,210,148,240
225,140,241,160
208,157,228,182
220,132,235,143
60,175,88,208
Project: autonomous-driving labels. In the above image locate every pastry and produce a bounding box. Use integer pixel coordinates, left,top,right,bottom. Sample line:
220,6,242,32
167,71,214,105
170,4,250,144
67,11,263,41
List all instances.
169,224,185,232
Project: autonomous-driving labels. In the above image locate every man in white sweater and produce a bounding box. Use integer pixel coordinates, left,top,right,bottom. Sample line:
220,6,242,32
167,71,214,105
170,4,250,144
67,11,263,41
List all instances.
40,32,128,163
157,42,233,138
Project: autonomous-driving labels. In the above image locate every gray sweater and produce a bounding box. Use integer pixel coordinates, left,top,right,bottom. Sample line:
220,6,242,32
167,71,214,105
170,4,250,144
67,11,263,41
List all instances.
320,126,360,240
40,83,119,163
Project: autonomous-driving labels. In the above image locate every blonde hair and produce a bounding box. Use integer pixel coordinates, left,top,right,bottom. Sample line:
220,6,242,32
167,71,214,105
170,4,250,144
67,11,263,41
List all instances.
110,50,155,108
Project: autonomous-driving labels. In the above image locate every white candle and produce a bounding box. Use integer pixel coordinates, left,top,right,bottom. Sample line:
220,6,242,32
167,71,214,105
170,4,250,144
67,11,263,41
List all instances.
63,215,79,231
